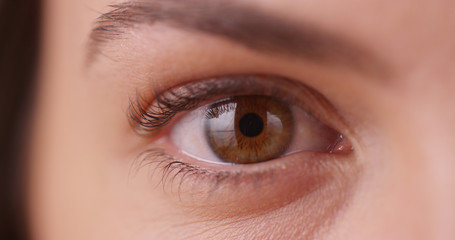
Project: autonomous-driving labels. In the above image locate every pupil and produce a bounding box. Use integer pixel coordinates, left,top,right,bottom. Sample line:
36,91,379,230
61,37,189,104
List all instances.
239,113,264,137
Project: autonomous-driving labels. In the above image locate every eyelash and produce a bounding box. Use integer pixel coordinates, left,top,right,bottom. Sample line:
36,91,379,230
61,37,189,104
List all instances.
128,75,349,193
129,75,340,132
128,76,277,134
132,148,253,194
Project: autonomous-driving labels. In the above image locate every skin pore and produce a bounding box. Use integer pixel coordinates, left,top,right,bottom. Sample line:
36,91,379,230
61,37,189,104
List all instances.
30,0,455,240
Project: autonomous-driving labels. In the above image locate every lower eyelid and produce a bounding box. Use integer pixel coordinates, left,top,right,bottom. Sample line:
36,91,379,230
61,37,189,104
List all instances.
132,145,357,219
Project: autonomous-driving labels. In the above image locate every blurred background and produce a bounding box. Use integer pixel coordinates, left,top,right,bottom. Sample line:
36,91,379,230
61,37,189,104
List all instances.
0,1,40,239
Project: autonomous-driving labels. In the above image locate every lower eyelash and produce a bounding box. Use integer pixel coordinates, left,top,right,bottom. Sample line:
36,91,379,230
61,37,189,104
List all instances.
130,148,272,196
131,148,199,190
132,148,231,194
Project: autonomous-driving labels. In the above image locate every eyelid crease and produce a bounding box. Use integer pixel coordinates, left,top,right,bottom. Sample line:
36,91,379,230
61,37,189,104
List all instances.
128,74,349,137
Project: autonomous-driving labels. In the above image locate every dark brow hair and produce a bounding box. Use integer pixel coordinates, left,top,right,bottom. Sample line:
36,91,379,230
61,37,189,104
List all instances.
89,0,387,76
0,0,40,239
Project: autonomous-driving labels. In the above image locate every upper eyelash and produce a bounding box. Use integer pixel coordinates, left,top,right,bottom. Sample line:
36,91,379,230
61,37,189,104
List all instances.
128,75,274,134
128,87,203,134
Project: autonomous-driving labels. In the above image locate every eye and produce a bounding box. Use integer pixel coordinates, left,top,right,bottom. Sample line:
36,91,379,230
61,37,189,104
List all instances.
171,94,348,164
130,74,352,167
129,74,356,221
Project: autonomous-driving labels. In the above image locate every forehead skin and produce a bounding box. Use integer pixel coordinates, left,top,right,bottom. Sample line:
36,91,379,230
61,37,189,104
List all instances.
31,0,455,240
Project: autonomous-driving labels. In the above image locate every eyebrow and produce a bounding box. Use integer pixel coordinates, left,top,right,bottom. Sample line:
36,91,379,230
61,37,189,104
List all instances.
89,0,386,75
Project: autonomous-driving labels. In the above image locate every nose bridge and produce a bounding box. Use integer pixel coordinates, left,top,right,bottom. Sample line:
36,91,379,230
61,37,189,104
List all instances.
390,85,455,239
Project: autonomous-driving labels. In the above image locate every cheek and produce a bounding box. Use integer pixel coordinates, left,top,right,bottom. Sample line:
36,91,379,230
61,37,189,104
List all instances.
125,153,360,240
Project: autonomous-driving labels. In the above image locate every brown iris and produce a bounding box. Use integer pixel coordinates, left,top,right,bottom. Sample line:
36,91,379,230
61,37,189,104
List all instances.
204,95,293,164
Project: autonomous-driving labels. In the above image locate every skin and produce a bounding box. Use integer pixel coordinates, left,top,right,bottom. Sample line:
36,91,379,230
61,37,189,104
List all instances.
30,0,455,239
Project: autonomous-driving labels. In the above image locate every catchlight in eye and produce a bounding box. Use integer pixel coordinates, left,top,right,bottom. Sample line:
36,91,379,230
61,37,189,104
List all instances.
204,95,293,164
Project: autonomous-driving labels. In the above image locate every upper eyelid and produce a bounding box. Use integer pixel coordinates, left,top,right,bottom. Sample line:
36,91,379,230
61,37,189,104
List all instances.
129,75,294,134
128,74,350,136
